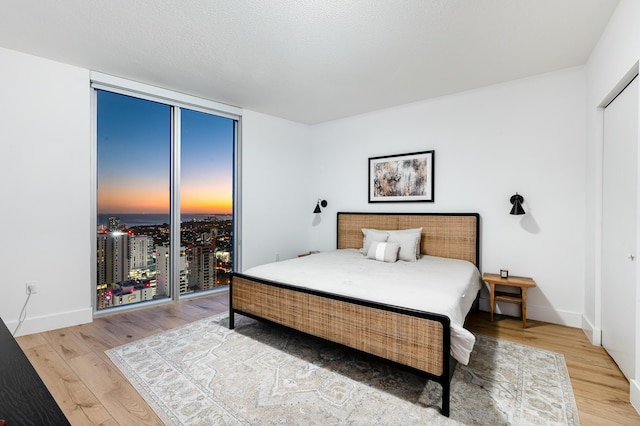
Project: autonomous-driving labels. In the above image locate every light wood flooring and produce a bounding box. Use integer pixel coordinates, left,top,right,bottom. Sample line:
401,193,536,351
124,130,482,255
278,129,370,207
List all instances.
16,292,640,425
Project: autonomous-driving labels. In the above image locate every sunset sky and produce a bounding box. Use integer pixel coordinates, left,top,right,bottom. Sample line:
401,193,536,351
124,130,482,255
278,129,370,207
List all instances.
97,90,234,214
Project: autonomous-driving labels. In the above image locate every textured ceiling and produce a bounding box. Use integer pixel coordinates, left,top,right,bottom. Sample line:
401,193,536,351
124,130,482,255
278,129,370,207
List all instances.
0,0,619,124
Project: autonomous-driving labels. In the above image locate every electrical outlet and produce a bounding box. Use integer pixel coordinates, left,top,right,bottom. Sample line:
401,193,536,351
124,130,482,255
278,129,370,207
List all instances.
26,281,37,295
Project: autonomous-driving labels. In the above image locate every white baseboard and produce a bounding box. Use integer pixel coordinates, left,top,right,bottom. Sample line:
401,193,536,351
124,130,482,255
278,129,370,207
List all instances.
7,307,93,337
631,380,640,416
581,314,601,345
477,297,582,328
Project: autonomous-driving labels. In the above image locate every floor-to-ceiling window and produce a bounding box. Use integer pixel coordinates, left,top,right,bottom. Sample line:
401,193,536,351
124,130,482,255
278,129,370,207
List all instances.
96,91,172,308
93,75,239,312
180,109,235,293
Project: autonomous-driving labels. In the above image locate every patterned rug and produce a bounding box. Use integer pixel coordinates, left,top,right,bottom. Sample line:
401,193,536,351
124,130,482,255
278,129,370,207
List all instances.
106,313,579,425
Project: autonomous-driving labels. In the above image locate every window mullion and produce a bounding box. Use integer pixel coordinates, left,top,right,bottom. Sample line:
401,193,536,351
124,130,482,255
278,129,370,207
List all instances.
171,106,182,302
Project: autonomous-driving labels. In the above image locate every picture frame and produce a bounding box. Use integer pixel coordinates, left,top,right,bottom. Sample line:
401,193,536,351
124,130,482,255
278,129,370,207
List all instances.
368,150,434,203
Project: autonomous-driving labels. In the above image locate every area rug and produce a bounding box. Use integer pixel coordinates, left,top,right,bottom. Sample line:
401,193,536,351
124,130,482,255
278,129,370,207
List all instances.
106,313,579,425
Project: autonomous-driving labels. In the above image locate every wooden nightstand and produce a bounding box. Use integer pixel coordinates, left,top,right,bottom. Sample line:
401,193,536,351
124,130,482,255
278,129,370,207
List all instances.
482,273,537,328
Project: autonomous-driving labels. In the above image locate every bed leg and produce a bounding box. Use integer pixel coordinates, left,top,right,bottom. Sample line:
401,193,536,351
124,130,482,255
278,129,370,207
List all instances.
441,382,450,417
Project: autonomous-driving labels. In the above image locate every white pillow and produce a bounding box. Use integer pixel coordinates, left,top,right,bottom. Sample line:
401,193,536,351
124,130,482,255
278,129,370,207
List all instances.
388,232,421,261
366,241,400,263
387,228,422,261
361,228,389,255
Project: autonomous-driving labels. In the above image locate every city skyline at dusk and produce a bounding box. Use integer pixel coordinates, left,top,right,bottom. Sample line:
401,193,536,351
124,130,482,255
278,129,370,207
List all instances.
97,90,234,215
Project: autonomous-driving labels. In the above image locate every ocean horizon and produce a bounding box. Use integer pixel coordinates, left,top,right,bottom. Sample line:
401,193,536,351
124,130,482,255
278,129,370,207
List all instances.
97,213,232,227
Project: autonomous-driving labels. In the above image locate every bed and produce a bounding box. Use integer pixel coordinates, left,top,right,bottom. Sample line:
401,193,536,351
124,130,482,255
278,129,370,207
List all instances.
229,212,481,417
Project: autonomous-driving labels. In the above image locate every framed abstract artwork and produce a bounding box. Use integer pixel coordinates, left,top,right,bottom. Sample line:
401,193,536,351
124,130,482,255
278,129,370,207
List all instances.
368,150,434,202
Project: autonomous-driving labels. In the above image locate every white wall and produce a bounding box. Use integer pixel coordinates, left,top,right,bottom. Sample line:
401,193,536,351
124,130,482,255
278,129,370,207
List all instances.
0,47,93,335
584,0,640,412
309,67,588,327
240,110,312,270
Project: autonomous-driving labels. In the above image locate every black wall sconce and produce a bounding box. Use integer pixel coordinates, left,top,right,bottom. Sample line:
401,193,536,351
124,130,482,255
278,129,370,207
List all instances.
313,199,328,214
509,193,525,215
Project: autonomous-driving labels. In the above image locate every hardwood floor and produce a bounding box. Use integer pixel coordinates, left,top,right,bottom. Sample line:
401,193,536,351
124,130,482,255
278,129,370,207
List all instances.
16,293,640,425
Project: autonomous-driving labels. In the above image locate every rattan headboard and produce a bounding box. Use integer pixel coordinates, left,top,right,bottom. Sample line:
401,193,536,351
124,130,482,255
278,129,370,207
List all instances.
337,212,480,267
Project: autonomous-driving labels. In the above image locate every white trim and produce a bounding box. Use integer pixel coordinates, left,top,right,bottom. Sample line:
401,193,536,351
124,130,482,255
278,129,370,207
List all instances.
581,314,601,345
477,297,583,328
631,380,640,415
8,308,93,337
90,71,242,118
598,64,640,108
528,305,582,328
593,103,603,342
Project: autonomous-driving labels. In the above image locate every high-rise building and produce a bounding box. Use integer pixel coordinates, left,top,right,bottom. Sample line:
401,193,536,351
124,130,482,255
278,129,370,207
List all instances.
155,245,170,297
187,227,218,291
107,216,120,232
130,235,153,270
129,235,157,299
96,231,130,287
155,245,188,296
96,231,130,309
189,246,217,291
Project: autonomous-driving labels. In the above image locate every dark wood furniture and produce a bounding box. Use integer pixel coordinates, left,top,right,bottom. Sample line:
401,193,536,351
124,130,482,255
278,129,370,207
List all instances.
230,212,480,417
483,273,537,328
0,318,69,425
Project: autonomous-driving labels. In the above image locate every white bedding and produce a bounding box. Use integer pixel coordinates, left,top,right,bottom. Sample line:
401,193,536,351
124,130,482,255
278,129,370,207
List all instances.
242,249,482,365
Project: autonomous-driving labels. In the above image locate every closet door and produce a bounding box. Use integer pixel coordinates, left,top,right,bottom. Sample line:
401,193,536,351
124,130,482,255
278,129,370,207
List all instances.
602,75,638,380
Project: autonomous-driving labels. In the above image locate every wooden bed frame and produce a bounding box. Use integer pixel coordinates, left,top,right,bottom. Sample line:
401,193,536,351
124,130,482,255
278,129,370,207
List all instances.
229,212,480,417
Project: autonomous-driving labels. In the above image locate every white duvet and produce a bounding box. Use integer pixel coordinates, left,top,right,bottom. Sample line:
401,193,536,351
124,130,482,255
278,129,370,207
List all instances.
242,249,482,365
